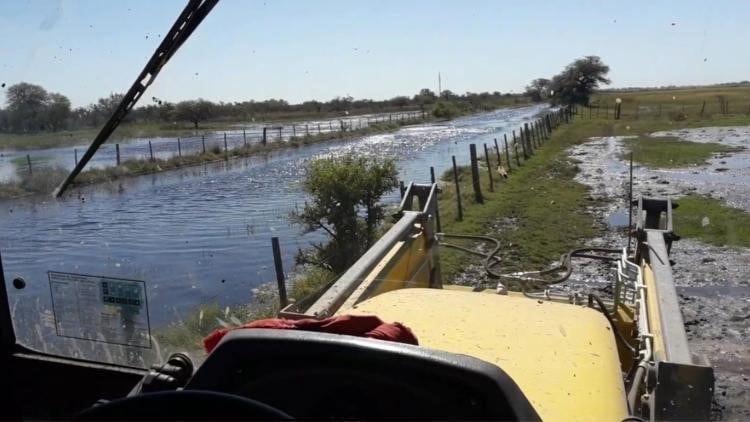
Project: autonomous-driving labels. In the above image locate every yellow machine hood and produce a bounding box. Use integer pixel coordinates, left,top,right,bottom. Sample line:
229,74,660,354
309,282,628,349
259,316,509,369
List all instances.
346,288,628,421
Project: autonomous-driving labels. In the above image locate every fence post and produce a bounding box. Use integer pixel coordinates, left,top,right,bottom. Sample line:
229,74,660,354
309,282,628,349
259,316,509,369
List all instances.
546,114,552,133
700,100,706,116
177,138,182,157
504,136,512,173
429,166,441,232
493,138,502,166
26,155,32,175
328,122,332,131
270,237,288,308
305,124,309,136
514,143,521,167
452,155,463,221
223,133,228,160
116,144,121,165
278,127,282,141
399,180,406,198
525,123,534,155
318,124,322,134
148,140,154,161
483,143,494,193
202,135,207,152
74,148,78,165
292,125,296,137
261,128,267,145
243,129,247,146
469,144,483,204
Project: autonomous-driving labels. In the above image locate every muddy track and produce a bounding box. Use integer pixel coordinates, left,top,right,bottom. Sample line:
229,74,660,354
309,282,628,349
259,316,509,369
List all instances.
570,126,750,421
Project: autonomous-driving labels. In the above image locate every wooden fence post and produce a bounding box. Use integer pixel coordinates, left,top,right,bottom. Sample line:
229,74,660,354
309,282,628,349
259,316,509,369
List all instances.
399,181,406,198
483,143,494,192
292,125,296,137
26,155,32,175
700,100,706,117
74,148,78,165
524,123,534,155
148,140,154,161
504,135,512,173
469,144,483,204
177,138,182,157
278,127,282,141
271,237,288,308
202,134,207,152
243,129,247,146
116,144,121,165
452,155,463,221
429,166,441,232
493,138,502,166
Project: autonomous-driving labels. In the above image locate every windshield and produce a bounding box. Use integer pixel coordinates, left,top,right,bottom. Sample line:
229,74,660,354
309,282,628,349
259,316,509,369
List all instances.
1,2,748,418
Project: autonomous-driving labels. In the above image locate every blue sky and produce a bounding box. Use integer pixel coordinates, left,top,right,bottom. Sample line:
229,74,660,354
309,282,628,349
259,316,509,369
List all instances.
1,0,749,107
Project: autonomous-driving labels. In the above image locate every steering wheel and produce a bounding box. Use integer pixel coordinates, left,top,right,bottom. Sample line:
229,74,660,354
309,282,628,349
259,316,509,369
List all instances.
75,390,293,421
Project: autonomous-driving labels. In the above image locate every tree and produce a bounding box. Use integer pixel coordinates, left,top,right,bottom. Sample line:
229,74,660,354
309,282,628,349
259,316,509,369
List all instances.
175,99,214,128
525,78,551,102
548,56,610,106
5,82,49,131
432,100,459,119
291,155,398,272
45,93,71,131
390,96,411,110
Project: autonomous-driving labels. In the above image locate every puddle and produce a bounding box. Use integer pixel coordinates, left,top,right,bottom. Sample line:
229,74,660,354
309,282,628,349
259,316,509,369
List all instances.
606,209,630,228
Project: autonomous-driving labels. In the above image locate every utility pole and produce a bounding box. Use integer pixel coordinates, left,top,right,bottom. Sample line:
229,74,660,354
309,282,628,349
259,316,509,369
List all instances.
438,72,442,97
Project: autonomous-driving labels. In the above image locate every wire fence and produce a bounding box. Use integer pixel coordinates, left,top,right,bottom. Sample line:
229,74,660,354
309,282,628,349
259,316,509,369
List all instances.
11,110,425,177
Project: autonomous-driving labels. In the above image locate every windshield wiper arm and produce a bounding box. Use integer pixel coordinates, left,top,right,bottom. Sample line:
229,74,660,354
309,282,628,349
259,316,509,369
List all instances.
53,0,219,198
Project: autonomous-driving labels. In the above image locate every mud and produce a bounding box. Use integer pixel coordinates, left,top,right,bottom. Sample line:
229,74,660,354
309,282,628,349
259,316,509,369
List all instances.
571,126,750,421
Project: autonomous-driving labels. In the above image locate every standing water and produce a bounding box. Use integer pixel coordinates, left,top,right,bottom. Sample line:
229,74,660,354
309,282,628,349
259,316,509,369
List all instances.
1,104,547,364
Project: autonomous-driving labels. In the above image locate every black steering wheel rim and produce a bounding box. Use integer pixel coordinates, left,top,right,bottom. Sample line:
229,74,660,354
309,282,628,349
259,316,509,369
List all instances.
75,389,294,421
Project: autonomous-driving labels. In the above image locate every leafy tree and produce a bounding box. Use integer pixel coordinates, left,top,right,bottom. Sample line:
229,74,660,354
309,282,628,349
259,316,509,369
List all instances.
432,100,459,119
175,99,215,129
45,93,72,131
390,96,411,110
525,78,551,102
5,82,49,131
549,56,610,106
292,155,398,272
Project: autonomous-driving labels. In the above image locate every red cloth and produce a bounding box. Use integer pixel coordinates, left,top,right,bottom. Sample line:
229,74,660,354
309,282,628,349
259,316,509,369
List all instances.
203,314,418,353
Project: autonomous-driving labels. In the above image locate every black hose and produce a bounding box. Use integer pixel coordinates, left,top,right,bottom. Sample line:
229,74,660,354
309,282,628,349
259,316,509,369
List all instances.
588,293,636,354
438,233,620,287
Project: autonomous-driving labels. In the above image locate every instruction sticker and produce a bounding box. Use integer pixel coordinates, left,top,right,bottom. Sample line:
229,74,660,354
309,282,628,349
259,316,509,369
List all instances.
48,271,151,348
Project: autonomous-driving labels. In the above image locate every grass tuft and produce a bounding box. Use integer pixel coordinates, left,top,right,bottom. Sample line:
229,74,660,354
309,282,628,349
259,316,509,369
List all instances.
621,135,739,168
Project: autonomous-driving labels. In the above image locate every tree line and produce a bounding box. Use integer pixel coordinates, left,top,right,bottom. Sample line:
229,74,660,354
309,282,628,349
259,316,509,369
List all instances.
0,83,528,134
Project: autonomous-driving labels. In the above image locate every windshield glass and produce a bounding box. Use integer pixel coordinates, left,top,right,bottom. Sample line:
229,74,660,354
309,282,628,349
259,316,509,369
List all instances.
1,2,748,418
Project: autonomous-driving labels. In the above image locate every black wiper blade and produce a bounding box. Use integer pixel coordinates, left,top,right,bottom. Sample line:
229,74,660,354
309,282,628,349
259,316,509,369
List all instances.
53,0,219,198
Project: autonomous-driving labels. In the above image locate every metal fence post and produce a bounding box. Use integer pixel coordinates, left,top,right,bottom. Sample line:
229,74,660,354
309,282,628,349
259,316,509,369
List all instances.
271,237,288,308
451,156,464,220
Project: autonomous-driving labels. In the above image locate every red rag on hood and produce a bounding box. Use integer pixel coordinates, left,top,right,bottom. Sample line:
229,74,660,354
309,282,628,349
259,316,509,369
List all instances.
203,314,418,353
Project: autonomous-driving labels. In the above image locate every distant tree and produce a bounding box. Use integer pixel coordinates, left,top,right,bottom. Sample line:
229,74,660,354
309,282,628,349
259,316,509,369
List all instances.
525,78,551,102
440,89,458,101
175,99,215,128
432,100,459,119
390,96,411,110
549,56,611,106
45,93,72,131
291,155,398,272
5,82,49,131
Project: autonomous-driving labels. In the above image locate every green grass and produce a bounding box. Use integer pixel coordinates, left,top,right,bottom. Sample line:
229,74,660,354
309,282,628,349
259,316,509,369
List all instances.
437,120,600,281
437,86,750,282
674,195,750,247
621,135,739,168
154,266,337,353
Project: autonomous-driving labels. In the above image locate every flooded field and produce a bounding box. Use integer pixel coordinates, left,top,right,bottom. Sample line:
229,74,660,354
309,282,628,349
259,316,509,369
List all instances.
0,105,547,366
